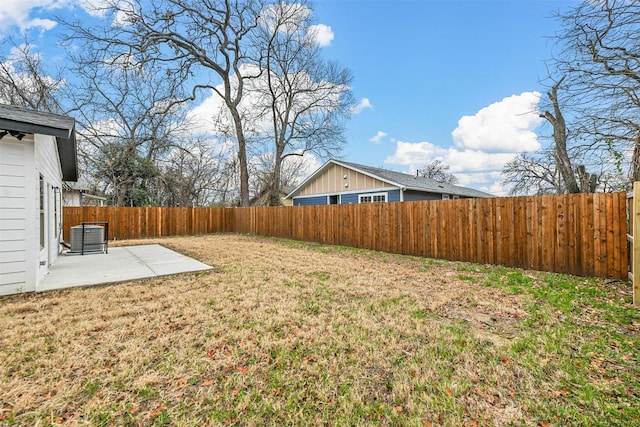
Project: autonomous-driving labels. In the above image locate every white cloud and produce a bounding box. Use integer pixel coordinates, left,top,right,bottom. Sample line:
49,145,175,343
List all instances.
444,149,518,173
455,171,510,195
77,0,113,17
351,97,372,114
369,130,387,144
284,152,322,187
385,141,518,195
112,4,138,27
452,92,543,153
186,89,227,135
259,3,310,34
384,92,543,196
0,1,58,34
0,0,117,36
308,24,334,47
187,62,349,139
24,17,58,31
385,141,447,172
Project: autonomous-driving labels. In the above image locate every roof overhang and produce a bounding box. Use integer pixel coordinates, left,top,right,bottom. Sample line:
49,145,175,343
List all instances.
56,134,78,182
0,104,78,182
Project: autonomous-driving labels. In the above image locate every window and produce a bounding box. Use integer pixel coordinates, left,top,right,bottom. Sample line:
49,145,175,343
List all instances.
359,192,387,203
329,195,339,204
442,194,450,200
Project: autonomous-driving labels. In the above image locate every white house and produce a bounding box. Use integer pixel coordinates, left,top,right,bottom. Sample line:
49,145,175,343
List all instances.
0,104,78,295
63,178,106,207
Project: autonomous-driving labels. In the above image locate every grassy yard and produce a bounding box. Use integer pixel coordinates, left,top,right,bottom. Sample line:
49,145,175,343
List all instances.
0,234,638,426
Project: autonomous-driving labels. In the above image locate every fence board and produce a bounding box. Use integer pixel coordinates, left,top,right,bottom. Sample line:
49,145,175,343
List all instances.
63,192,629,279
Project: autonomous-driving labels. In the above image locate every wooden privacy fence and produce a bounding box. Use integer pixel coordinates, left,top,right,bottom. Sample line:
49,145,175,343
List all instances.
64,192,631,281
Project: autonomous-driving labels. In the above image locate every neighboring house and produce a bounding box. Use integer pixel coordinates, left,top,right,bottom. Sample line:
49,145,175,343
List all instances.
0,104,78,295
63,178,107,207
286,159,492,206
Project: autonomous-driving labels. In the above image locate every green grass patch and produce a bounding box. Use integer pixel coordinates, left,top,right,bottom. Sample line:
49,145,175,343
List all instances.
1,234,638,426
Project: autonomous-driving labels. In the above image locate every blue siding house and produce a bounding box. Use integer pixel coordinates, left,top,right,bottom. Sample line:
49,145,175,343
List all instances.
286,160,492,206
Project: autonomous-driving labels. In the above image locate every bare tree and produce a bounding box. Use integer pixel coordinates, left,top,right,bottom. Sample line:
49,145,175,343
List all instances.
539,75,581,193
62,0,266,206
502,151,563,195
552,0,640,183
0,40,63,112
248,152,304,205
64,43,194,206
419,160,458,185
253,1,354,205
503,0,637,195
156,140,238,206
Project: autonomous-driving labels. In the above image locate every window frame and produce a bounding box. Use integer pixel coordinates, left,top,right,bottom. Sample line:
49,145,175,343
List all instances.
359,192,387,204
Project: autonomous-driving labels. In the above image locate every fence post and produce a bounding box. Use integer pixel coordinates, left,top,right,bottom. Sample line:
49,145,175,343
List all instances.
634,182,640,306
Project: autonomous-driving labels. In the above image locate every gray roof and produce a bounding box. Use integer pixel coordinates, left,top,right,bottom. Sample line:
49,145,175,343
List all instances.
0,104,77,181
287,159,493,199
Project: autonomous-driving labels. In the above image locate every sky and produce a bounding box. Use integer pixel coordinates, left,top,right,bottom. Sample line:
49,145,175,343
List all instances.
0,0,578,195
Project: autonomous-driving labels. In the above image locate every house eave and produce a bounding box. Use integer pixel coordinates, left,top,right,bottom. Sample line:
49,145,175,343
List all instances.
0,104,75,139
0,104,78,182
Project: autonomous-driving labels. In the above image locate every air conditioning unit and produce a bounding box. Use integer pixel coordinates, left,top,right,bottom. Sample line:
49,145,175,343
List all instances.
70,225,105,253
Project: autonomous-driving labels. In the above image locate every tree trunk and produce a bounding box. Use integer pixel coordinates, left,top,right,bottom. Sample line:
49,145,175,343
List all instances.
269,144,285,206
542,76,581,194
228,101,250,207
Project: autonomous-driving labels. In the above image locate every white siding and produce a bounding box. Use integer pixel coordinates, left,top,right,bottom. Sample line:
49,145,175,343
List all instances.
0,132,64,296
0,135,34,295
63,189,82,206
34,133,64,288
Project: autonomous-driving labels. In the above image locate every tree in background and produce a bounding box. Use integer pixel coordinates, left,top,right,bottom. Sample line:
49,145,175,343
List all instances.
551,0,639,184
253,1,354,205
2,1,350,206
503,0,637,195
502,151,563,195
63,41,194,206
157,140,239,206
63,0,267,207
0,41,63,112
419,160,458,185
248,153,309,206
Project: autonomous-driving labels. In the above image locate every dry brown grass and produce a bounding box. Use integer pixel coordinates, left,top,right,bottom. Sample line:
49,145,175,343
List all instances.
0,234,638,426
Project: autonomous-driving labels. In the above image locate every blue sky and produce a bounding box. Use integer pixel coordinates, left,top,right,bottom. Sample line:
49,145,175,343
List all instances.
1,0,577,195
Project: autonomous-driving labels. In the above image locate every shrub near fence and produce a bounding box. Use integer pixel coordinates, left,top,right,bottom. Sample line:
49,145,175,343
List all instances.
63,192,629,280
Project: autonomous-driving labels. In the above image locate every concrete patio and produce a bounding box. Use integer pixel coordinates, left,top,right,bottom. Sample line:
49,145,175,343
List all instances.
38,244,213,292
